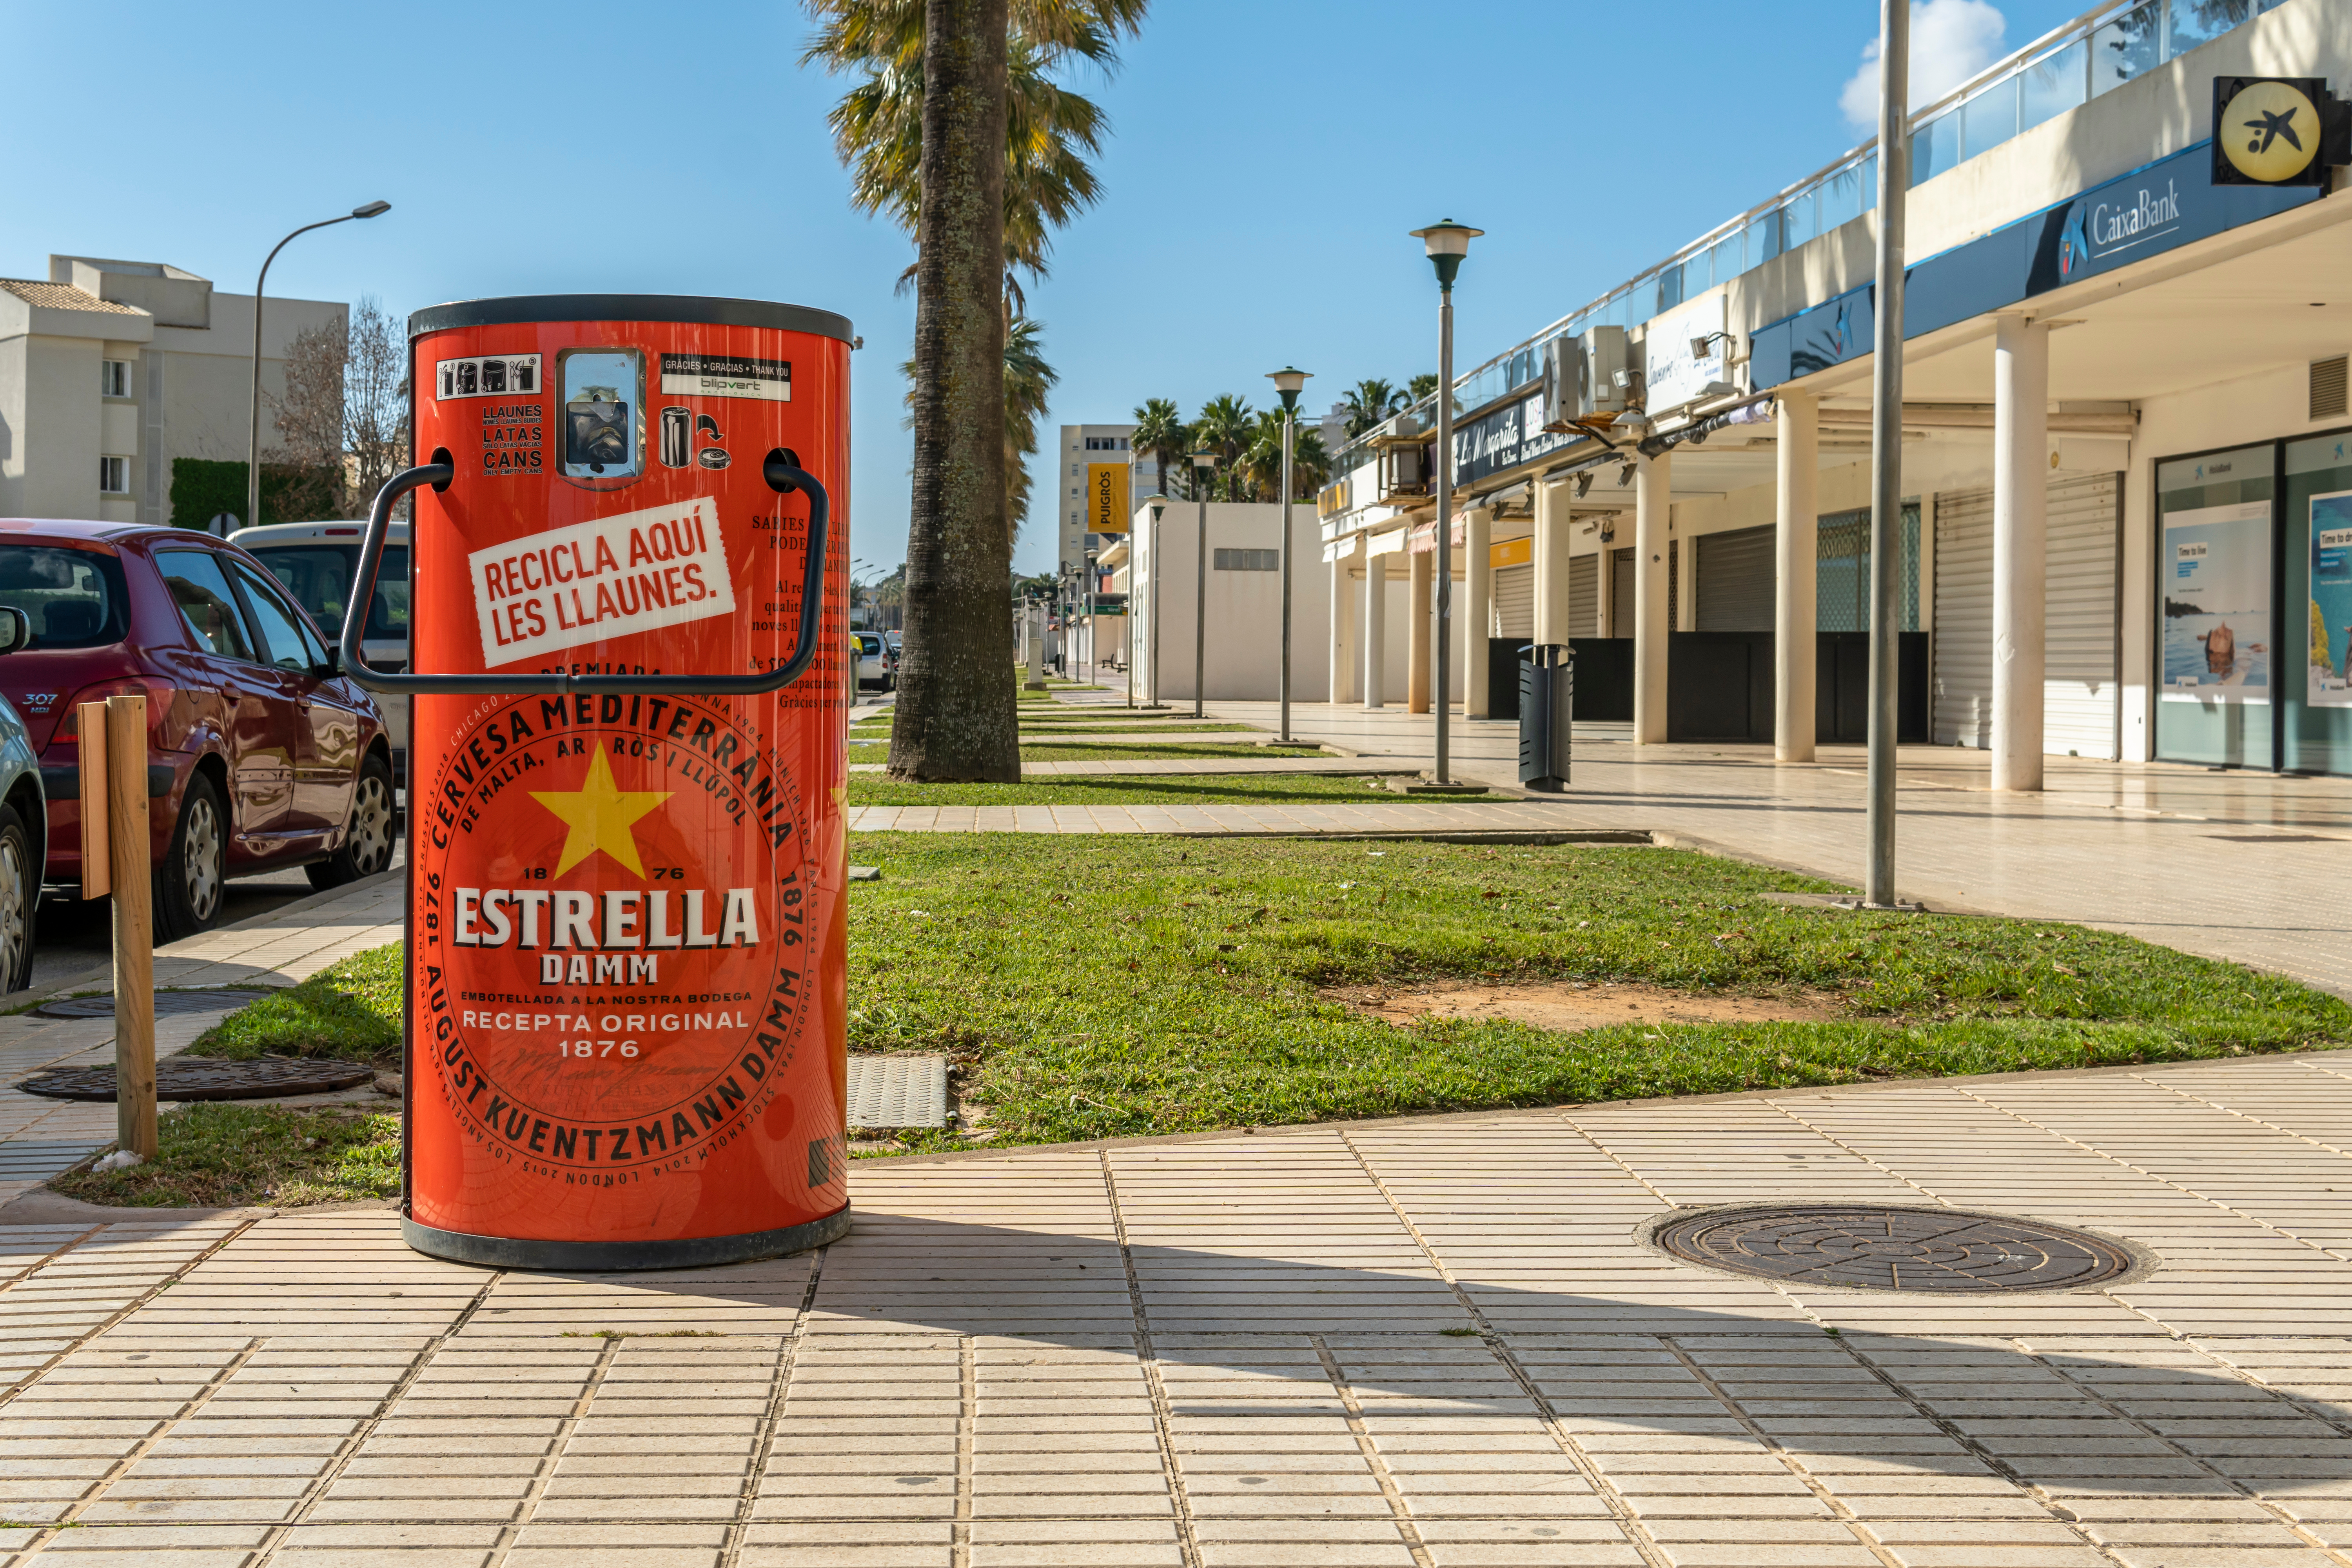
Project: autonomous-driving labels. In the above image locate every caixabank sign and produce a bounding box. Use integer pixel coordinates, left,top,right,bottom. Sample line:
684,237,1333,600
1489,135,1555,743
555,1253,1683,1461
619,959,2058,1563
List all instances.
2212,76,2350,187
1753,114,2338,388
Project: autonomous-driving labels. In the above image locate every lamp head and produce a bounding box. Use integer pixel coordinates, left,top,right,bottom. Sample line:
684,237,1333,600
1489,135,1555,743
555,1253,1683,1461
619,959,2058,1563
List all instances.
1266,366,1312,412
1409,219,1483,290
1190,451,1216,470
351,200,392,220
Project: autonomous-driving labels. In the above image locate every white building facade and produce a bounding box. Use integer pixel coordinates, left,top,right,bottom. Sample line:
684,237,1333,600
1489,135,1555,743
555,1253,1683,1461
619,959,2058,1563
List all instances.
1316,0,2352,780
0,256,346,528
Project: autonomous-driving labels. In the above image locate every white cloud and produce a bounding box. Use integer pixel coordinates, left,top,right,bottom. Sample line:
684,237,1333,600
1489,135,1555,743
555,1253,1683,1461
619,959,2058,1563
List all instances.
1840,0,2009,129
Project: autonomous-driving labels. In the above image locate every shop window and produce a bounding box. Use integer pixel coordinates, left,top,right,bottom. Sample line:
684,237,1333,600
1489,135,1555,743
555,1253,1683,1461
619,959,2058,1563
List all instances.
1815,506,1920,632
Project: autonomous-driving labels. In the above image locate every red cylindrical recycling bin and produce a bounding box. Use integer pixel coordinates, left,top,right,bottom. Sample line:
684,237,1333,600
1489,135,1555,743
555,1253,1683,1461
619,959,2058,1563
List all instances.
348,294,852,1270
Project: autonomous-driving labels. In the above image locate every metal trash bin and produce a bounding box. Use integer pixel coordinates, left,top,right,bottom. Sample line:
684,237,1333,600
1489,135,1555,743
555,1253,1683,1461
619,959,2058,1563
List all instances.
1518,643,1572,792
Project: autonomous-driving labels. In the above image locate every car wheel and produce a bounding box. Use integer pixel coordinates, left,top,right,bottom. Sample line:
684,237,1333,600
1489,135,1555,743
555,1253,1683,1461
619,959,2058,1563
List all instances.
0,804,34,993
307,753,396,891
155,771,226,944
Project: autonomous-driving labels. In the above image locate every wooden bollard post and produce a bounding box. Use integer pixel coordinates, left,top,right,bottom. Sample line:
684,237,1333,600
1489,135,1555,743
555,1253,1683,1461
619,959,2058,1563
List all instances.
107,694,155,1159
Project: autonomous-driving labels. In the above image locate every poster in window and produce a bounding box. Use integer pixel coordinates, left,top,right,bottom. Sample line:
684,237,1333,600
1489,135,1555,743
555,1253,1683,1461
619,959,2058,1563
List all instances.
2161,501,2270,702
2312,489,2352,707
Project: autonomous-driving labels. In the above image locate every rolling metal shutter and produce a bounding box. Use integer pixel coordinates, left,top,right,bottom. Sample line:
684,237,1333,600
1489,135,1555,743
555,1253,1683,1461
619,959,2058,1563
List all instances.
2043,472,2120,760
1933,487,1994,748
1930,475,2119,758
1568,554,1599,637
1695,524,1775,632
1610,547,1634,635
1491,564,1534,638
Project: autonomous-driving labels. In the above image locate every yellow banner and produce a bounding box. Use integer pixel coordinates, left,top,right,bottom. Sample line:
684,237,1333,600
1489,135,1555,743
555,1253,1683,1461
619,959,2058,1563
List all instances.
1087,463,1132,534
1490,536,1533,570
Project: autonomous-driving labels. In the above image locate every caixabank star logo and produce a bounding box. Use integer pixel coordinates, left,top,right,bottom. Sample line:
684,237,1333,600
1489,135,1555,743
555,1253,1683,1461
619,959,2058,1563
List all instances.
414,691,813,1189
2213,76,2348,187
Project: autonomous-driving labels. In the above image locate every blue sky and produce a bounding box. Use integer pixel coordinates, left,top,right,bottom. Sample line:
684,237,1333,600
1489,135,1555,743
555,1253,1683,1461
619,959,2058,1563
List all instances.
4,0,2086,577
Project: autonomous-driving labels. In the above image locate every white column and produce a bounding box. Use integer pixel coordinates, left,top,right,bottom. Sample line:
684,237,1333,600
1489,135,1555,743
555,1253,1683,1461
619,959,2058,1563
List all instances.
1533,477,1568,647
1330,536,1358,704
1462,506,1492,717
1775,391,1818,762
1633,449,1671,744
1407,547,1433,714
1992,314,2048,791
1361,552,1387,709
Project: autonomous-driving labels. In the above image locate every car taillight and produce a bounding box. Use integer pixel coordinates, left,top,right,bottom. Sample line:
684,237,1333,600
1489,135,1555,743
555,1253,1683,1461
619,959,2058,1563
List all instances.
50,678,188,752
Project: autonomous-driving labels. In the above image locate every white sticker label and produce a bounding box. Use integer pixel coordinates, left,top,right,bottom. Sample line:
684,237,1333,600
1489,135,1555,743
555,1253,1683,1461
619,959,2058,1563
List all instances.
660,352,790,403
436,354,543,400
470,497,735,666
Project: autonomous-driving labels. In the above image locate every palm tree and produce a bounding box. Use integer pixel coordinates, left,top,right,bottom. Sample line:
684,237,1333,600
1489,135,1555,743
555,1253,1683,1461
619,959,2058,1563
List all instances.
1241,410,1334,502
1130,397,1186,503
802,0,1146,782
903,313,1055,540
1191,395,1254,501
804,0,1143,304
1339,378,1406,438
1408,372,1440,403
1002,315,1056,537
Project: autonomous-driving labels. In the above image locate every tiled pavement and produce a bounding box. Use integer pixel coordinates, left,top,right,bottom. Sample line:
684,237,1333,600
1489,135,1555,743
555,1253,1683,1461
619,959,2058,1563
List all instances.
0,876,405,1208
7,1053,2352,1564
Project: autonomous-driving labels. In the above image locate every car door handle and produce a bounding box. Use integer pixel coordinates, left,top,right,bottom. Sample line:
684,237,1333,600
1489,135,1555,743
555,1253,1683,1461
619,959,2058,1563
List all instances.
341,451,830,699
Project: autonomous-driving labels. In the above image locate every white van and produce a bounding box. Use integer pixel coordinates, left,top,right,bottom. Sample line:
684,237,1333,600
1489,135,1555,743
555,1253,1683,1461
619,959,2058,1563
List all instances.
230,520,411,781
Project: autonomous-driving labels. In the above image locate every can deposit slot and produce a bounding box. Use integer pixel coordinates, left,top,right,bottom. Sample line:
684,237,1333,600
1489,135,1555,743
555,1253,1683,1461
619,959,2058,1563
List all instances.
561,348,641,481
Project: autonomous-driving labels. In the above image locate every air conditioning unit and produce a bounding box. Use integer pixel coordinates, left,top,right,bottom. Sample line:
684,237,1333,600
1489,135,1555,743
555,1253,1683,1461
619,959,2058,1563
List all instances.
1541,336,1584,430
1583,326,1629,416
1541,329,1630,429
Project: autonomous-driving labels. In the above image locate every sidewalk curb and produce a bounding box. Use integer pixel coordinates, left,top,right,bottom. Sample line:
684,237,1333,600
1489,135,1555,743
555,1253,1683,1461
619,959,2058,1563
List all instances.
853,1046,2350,1168
25,867,404,1005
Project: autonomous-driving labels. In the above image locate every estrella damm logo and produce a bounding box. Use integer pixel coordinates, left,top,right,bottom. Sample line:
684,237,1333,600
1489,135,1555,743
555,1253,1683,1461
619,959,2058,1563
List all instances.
416,691,813,1184
2214,77,2330,187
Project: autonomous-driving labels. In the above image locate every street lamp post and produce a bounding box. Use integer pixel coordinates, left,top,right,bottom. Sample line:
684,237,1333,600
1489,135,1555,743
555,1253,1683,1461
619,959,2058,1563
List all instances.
1866,0,1910,907
246,201,391,534
1266,367,1313,744
1189,452,1216,719
1410,220,1482,786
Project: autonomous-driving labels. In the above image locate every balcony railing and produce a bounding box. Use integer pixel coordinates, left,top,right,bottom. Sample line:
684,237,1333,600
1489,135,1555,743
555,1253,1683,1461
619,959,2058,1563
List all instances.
1328,0,2286,492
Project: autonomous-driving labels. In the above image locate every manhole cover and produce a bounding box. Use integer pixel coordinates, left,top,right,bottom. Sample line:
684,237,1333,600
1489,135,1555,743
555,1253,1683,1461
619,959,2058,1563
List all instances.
13,1058,374,1103
33,988,274,1020
1652,1203,2136,1293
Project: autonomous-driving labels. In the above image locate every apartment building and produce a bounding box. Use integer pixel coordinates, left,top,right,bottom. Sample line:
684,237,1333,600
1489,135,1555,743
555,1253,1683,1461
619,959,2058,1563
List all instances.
0,256,347,527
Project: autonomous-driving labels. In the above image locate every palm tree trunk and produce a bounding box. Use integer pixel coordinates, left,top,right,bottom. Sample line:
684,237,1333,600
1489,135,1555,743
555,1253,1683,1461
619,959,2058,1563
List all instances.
891,0,1018,783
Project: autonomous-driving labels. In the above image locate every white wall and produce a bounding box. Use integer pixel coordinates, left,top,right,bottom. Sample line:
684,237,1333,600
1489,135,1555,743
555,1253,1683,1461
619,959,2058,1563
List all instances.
1132,501,1330,702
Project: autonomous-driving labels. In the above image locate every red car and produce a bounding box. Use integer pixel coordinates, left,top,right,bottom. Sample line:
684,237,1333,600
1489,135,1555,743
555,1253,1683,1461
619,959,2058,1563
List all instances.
0,521,398,941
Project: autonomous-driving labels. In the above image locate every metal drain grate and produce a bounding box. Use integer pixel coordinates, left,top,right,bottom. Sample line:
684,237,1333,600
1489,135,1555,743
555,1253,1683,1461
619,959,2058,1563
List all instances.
14,1058,375,1103
1653,1203,2136,1293
846,1055,947,1129
34,988,274,1020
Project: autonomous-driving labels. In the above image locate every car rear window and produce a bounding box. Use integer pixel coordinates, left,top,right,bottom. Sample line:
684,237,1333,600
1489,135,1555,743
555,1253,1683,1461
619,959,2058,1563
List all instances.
0,546,131,649
156,549,258,662
247,544,409,642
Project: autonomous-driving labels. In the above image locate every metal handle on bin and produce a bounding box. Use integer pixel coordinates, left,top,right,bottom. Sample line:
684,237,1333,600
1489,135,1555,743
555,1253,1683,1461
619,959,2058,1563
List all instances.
340,454,831,697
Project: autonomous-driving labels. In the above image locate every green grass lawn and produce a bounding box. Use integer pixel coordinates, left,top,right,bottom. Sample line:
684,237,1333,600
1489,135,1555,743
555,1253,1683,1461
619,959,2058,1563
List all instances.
848,771,1420,807
51,1103,399,1207
847,835,2350,1147
182,946,402,1065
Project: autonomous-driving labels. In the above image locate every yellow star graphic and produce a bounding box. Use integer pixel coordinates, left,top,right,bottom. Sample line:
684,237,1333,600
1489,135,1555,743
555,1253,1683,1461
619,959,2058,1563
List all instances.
530,748,673,877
